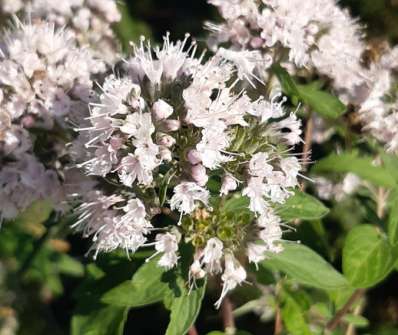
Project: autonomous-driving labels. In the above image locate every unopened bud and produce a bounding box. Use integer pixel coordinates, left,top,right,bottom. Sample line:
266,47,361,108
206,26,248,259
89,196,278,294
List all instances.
160,147,172,161
152,99,174,120
191,164,208,186
161,119,180,132
156,133,176,147
187,149,202,165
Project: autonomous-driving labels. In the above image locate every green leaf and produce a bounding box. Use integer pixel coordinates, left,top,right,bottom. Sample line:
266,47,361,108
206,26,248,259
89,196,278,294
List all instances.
102,257,169,307
262,242,349,290
71,305,128,335
272,64,346,118
272,64,300,98
277,191,329,221
343,314,369,328
56,254,84,277
296,83,346,118
313,152,397,187
343,225,395,288
281,290,313,335
165,278,206,335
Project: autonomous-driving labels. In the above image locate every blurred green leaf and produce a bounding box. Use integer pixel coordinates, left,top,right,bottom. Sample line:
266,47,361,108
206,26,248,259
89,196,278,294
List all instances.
262,242,349,290
281,290,314,335
102,257,168,307
343,314,369,328
165,277,206,335
313,152,397,187
114,3,152,49
343,225,395,288
277,191,329,221
15,200,53,227
297,83,346,118
56,254,84,277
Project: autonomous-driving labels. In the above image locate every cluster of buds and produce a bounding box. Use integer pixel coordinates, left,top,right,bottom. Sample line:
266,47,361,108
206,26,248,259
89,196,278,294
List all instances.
73,34,304,306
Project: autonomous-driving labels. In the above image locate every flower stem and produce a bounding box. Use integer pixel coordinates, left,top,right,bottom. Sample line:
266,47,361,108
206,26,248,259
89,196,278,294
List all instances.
326,289,365,331
221,297,236,335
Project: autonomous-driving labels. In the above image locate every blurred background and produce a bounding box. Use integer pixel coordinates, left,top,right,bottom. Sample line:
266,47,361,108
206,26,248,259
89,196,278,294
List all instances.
1,1,398,335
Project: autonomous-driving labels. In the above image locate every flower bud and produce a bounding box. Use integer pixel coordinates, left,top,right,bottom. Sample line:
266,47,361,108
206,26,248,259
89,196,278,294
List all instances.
21,115,36,128
187,149,202,165
159,147,172,162
152,99,174,120
156,133,176,147
191,164,208,186
220,175,238,195
161,119,180,132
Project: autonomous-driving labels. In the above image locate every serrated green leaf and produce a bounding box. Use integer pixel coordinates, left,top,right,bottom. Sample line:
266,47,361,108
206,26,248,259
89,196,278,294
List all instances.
313,152,397,187
343,225,395,288
277,191,329,221
262,243,349,290
102,257,169,307
222,195,251,214
165,278,206,335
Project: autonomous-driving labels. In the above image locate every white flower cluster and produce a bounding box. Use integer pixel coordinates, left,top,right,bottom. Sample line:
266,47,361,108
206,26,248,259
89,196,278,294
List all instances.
0,0,121,61
0,19,104,219
358,47,398,153
207,0,366,100
73,34,304,306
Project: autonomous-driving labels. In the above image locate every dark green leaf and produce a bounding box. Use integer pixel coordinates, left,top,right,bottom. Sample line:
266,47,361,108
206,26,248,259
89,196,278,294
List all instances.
388,191,398,245
297,83,346,118
165,278,206,335
313,152,397,187
272,64,300,98
71,305,128,335
343,225,395,288
277,191,329,221
56,254,84,277
102,257,169,307
262,243,349,290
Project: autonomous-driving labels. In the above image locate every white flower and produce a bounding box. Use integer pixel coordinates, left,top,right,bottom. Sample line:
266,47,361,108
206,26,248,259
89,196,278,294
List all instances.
280,156,301,187
247,243,268,265
202,238,224,274
154,232,180,270
249,152,273,177
242,177,269,214
220,175,238,195
215,254,247,309
170,182,210,216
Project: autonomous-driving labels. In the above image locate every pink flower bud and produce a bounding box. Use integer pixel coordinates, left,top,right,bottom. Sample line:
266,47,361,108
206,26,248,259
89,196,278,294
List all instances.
161,119,180,132
156,134,176,147
191,164,208,186
250,37,264,49
21,115,35,128
187,149,202,165
160,147,172,161
152,99,174,120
